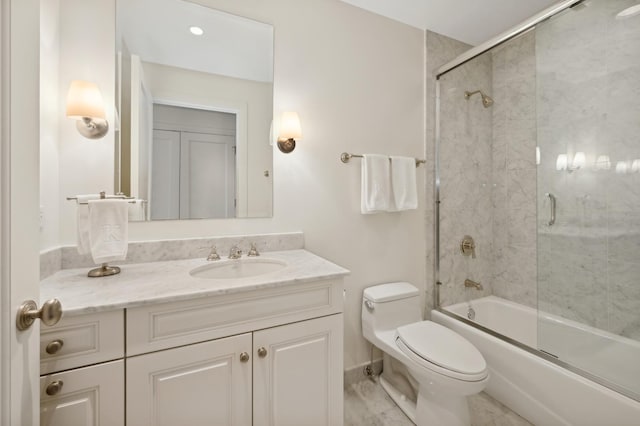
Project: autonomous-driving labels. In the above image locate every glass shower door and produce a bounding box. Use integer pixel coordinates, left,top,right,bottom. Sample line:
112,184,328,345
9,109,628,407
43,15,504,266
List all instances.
535,0,640,400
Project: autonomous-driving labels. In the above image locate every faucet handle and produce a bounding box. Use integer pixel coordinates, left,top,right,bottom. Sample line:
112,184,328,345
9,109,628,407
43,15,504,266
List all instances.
200,245,221,261
247,243,260,257
460,235,476,259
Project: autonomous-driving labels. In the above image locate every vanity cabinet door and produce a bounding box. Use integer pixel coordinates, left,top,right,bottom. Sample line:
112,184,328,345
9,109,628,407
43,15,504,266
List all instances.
40,360,124,426
126,333,252,426
253,314,344,426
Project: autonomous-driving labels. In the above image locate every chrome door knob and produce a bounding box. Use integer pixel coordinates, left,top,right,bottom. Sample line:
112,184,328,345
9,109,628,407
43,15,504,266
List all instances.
240,352,250,363
16,299,63,331
257,347,268,358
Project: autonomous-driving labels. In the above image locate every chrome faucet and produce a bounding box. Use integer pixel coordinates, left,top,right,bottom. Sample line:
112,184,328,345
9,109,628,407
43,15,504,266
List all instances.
228,245,242,259
206,246,221,261
464,279,483,290
247,243,260,257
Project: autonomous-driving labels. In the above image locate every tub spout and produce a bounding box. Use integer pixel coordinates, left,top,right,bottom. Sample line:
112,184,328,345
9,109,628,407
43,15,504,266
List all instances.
464,279,483,290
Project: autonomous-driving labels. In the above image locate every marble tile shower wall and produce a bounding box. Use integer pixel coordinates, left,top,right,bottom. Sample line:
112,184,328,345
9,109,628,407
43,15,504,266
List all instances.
437,41,494,307
490,32,537,308
536,0,640,339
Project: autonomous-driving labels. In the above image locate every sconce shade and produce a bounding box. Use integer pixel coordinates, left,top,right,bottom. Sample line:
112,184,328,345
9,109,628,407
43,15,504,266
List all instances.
572,152,586,169
277,111,302,154
279,112,302,139
556,154,568,171
66,80,106,119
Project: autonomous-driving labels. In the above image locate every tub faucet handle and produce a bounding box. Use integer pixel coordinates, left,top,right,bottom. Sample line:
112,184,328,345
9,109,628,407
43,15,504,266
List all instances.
460,235,476,259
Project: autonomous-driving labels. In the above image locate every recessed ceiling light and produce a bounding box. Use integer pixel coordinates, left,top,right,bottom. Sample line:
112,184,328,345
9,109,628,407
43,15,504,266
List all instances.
189,26,204,36
616,4,640,19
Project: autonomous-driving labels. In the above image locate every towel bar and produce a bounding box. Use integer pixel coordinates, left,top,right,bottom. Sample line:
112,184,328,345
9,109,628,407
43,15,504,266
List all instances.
340,152,425,167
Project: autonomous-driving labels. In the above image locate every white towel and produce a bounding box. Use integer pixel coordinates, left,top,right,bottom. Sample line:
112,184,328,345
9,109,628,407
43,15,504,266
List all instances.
76,194,100,255
390,156,418,211
127,200,146,222
361,154,391,214
87,199,129,264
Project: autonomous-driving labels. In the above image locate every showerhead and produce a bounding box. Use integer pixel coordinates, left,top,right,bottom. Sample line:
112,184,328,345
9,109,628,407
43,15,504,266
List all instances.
464,90,494,108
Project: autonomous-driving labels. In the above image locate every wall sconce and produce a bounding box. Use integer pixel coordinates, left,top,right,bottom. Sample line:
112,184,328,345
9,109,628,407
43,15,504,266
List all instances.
595,155,611,171
277,111,302,154
556,152,585,172
616,161,629,174
66,80,109,139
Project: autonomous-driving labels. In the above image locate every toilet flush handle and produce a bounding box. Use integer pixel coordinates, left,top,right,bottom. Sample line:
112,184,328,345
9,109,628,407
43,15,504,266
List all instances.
364,300,374,311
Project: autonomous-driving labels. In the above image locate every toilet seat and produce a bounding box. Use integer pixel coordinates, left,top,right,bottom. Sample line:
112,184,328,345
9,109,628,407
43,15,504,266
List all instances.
396,321,488,382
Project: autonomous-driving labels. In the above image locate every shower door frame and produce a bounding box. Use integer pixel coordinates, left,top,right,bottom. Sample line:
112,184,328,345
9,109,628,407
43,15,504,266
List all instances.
432,0,640,403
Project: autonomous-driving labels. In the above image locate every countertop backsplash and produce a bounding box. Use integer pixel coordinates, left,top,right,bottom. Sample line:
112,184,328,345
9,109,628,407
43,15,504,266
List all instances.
40,232,304,280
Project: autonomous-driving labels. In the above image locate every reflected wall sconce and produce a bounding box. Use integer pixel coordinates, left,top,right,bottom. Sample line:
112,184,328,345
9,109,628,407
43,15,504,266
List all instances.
66,80,109,139
277,111,302,154
556,152,585,172
595,155,611,171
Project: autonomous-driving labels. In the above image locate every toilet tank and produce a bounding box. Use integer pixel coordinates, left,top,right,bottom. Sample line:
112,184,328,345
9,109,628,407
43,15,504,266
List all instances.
362,282,422,340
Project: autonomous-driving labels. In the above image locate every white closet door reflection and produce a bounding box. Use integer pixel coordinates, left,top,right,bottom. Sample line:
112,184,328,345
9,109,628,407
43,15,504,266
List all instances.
179,132,236,219
151,130,181,220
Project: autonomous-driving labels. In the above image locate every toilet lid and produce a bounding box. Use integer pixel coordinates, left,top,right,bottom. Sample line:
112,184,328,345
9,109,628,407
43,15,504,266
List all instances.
396,321,486,376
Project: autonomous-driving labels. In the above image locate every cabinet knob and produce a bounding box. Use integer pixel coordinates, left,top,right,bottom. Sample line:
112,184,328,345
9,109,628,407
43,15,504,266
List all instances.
45,380,64,396
45,339,64,355
239,352,250,363
257,347,268,358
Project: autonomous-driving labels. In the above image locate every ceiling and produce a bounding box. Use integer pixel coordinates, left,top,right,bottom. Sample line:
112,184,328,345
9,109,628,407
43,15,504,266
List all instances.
340,0,559,45
117,0,273,82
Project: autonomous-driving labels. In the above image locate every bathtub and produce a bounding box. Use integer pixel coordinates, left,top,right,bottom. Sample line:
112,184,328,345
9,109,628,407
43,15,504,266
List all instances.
431,296,640,426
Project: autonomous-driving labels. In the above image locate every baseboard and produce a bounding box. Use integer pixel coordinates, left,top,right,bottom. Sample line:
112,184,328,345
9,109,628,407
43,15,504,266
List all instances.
344,359,383,387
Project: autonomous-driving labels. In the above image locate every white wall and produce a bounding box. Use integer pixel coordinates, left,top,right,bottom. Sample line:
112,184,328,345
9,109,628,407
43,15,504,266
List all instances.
56,0,115,249
44,0,425,371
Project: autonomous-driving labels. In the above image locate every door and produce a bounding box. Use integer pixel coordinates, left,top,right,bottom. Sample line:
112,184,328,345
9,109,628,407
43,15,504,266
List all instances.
253,314,344,426
40,360,124,425
150,130,180,220
1,0,41,424
180,131,236,219
126,333,252,426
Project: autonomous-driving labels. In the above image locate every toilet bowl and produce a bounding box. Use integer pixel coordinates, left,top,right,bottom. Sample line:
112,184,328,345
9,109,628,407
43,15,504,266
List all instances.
362,282,488,426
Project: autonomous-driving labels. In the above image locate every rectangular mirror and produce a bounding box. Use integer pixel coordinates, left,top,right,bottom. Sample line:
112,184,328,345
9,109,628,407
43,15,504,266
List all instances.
116,0,274,220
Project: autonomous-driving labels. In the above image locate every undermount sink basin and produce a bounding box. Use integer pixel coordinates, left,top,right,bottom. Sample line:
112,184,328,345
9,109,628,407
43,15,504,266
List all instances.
190,258,288,280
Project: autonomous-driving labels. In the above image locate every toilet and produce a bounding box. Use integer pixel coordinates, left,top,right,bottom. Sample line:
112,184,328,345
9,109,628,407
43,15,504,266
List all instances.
361,282,488,426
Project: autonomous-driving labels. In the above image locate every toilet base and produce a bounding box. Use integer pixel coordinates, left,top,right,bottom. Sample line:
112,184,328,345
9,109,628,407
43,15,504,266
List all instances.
379,375,471,426
416,383,470,426
379,375,417,424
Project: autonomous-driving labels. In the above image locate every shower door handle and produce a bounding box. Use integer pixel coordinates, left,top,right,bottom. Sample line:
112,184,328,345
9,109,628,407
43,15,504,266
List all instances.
546,193,556,226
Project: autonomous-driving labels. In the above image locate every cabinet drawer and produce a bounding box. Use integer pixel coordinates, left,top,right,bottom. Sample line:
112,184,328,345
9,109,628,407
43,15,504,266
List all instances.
41,360,124,426
127,279,343,355
40,310,124,374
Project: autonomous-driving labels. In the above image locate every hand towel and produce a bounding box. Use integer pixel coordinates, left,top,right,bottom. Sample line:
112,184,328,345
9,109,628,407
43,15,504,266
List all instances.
390,156,418,211
87,199,129,264
127,200,146,222
76,194,100,255
361,154,391,214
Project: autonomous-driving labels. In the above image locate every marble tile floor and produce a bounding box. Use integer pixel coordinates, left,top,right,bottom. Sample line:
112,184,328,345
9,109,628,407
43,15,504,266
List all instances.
345,379,533,426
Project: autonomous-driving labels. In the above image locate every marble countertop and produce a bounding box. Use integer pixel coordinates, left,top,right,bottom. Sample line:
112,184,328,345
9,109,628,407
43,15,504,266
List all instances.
40,250,350,316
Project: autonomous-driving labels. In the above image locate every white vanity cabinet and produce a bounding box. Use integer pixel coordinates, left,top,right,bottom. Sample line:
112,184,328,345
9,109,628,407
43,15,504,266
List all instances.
39,310,125,425
126,313,343,426
127,333,253,426
125,278,344,426
253,314,343,426
41,275,345,426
